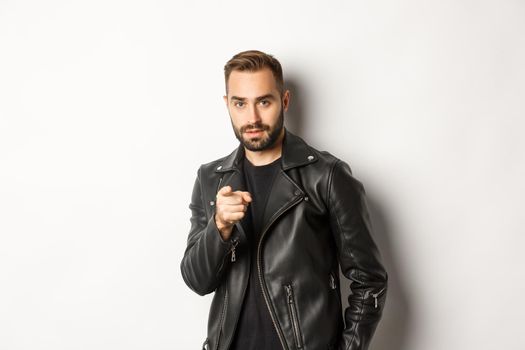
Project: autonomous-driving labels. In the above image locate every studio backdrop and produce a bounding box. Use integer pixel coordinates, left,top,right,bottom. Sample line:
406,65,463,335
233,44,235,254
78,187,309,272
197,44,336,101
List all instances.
0,1,524,349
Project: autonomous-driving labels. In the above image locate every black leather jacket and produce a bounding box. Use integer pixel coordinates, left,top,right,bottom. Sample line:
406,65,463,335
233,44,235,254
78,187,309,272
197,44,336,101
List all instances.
181,130,387,350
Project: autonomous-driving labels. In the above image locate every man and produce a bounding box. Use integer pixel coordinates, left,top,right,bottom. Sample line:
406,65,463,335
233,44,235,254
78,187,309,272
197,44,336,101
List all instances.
180,50,387,350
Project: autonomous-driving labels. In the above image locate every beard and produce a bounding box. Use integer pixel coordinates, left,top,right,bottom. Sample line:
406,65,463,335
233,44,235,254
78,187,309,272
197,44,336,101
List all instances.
232,108,284,152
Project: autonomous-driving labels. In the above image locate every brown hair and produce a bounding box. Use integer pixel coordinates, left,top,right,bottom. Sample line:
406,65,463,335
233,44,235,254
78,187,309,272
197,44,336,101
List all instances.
224,50,284,95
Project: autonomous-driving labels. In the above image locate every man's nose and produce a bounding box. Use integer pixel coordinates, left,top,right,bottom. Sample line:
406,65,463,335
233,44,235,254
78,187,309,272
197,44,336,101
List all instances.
247,104,261,124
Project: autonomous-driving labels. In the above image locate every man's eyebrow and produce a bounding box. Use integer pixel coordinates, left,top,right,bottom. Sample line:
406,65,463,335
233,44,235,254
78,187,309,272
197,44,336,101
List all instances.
255,94,276,101
230,94,277,102
230,96,246,101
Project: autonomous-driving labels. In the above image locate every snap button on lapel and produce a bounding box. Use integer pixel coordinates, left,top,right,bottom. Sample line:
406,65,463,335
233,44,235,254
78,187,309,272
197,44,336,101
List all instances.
307,155,314,161
210,201,215,206
217,165,222,170
294,190,301,196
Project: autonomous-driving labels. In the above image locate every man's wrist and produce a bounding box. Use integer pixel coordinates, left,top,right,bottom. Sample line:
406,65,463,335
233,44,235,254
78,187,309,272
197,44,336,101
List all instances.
214,214,233,241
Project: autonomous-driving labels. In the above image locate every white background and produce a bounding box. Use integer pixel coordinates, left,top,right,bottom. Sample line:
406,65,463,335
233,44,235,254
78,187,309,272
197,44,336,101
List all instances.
1,1,524,349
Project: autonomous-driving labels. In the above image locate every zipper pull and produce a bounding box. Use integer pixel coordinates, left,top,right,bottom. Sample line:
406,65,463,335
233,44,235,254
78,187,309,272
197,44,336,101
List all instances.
230,238,239,262
371,288,385,308
285,285,293,303
329,273,336,289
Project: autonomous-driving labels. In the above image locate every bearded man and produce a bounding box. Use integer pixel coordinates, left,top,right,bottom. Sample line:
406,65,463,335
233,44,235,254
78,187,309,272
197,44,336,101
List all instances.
181,50,388,350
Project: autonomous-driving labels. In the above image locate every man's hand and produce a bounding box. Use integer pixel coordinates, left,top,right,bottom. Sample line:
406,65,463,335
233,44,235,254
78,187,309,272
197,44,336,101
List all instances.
214,186,252,241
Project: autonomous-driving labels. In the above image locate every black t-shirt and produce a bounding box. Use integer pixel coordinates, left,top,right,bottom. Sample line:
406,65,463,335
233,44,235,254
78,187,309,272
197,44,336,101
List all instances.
229,156,282,350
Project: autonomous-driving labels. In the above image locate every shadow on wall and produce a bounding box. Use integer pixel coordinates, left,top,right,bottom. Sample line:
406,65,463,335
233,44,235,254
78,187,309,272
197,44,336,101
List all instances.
284,78,306,136
285,76,411,350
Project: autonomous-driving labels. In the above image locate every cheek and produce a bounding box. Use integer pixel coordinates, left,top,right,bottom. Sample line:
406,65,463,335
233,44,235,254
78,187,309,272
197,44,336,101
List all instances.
263,107,281,122
229,113,245,129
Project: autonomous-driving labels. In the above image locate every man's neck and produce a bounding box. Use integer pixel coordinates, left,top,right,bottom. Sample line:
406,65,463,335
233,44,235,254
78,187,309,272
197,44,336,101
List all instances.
244,131,284,166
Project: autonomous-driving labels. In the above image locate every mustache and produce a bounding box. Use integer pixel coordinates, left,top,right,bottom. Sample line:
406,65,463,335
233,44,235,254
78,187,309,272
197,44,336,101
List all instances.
240,122,270,133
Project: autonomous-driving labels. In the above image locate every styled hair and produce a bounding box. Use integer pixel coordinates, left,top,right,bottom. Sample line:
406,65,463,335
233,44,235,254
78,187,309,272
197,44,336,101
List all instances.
224,50,284,95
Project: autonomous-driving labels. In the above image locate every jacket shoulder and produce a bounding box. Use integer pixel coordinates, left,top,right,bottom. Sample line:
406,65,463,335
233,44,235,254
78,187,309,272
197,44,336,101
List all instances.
301,139,347,173
196,149,236,176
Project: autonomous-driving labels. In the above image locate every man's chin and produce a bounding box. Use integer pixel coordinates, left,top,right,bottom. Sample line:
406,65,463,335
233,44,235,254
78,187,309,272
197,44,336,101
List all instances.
243,140,266,151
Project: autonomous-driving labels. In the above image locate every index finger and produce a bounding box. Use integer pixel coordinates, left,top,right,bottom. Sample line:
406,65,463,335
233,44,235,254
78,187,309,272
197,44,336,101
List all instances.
240,191,252,203
217,186,233,197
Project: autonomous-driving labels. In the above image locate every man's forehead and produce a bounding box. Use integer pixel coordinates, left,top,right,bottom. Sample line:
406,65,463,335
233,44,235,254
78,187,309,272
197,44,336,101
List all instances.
227,68,279,97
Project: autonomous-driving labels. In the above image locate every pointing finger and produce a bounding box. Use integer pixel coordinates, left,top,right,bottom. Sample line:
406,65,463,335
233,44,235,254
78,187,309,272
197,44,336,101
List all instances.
217,186,233,197
241,191,252,203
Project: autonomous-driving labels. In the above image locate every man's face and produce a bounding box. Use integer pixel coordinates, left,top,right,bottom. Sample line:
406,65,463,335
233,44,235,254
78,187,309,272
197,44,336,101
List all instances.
224,68,290,152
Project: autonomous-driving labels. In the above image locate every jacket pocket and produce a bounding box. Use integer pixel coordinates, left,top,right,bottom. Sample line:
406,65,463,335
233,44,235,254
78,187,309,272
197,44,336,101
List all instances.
284,284,304,349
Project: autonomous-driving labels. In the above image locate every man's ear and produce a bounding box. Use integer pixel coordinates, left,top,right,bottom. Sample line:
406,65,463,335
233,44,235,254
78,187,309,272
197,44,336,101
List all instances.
282,90,291,112
223,95,228,106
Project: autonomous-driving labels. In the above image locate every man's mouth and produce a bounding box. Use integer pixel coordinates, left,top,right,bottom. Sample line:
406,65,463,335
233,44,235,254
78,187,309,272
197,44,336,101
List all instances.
245,129,264,135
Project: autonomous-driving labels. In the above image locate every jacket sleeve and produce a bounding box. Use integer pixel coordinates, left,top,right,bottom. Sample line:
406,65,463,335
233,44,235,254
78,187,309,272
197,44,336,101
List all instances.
180,167,236,296
327,160,388,350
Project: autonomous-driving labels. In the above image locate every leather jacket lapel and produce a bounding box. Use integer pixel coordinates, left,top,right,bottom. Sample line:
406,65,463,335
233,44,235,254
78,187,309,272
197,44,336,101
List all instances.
259,130,316,235
260,169,304,236
220,169,245,193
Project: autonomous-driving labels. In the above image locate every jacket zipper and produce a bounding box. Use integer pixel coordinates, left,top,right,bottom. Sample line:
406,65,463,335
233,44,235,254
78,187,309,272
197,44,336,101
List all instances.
329,272,337,290
230,237,239,262
364,287,386,308
257,191,304,350
215,176,224,195
215,236,239,277
284,284,304,349
215,288,228,350
221,238,251,350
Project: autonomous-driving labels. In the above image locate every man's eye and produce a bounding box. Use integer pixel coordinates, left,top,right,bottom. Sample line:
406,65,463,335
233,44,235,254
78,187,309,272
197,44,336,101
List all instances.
234,101,245,107
259,100,269,106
